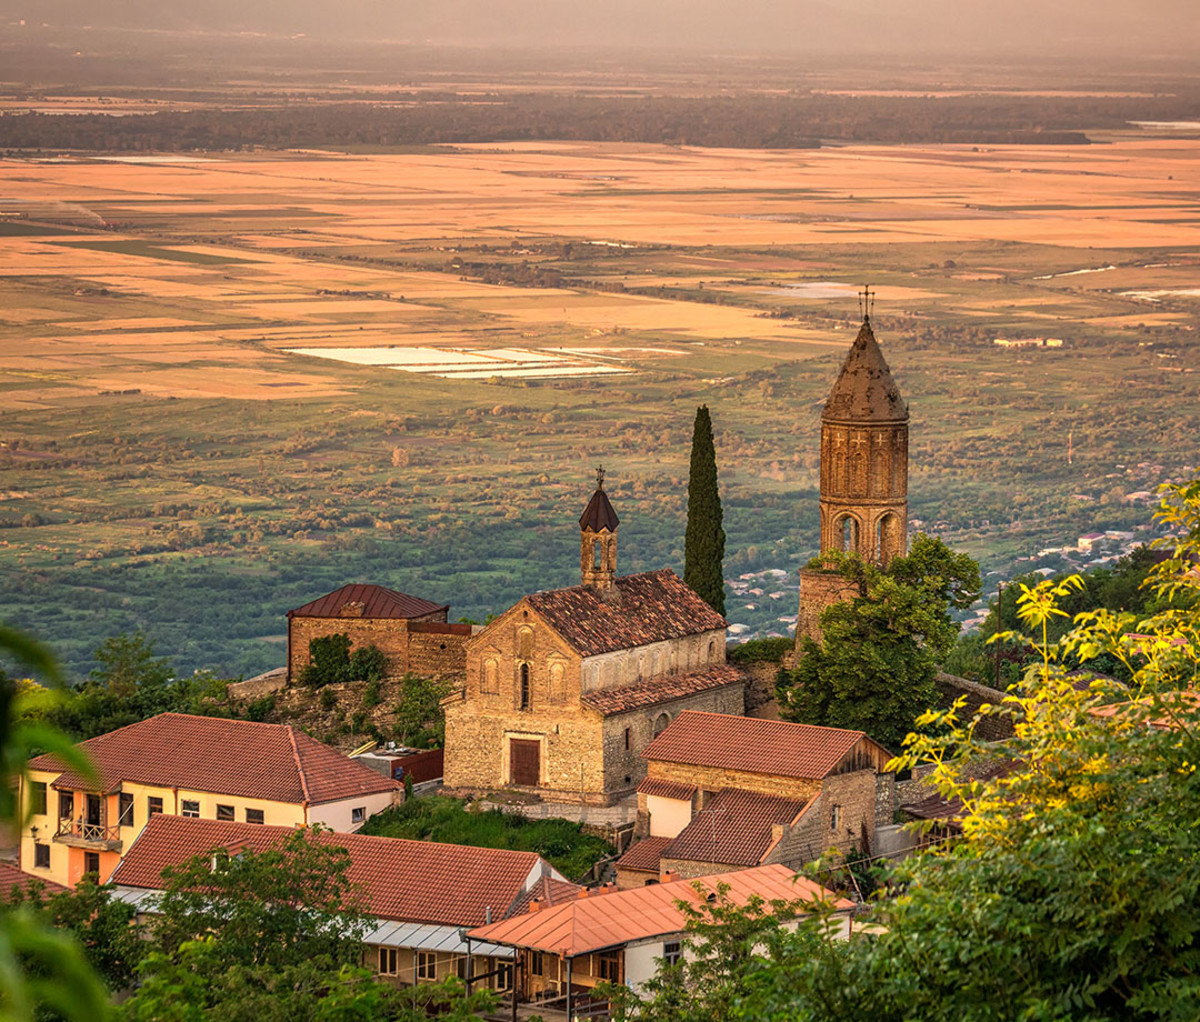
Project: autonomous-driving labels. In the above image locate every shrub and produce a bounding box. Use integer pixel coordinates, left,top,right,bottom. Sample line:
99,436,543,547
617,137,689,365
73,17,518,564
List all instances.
319,688,338,711
301,634,351,689
245,694,275,722
362,678,382,709
349,645,388,684
727,636,793,664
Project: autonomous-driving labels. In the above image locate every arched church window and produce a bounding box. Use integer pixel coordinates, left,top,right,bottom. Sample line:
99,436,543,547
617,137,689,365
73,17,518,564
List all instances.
653,713,670,737
483,659,498,694
517,626,533,659
549,662,566,703
838,515,859,553
519,663,531,710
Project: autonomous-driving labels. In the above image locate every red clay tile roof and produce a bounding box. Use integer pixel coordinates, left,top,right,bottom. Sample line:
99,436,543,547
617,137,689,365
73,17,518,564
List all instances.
823,318,907,424
469,863,854,956
579,487,619,532
29,713,399,805
111,815,554,926
288,584,448,619
643,710,883,781
615,836,674,873
660,788,807,867
508,875,585,915
525,569,726,657
0,862,68,898
637,777,697,800
581,665,744,716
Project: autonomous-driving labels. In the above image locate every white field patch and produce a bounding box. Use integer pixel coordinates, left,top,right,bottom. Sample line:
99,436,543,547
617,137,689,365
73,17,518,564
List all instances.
1120,289,1200,302
284,345,635,380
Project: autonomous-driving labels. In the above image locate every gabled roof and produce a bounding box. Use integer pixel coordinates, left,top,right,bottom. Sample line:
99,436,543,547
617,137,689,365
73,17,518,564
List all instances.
637,776,697,800
660,788,807,867
0,863,68,899
823,317,907,424
581,665,744,716
288,584,448,619
28,713,399,805
111,815,559,927
579,486,619,533
508,874,585,916
468,863,853,956
523,569,726,657
643,711,885,781
615,835,674,873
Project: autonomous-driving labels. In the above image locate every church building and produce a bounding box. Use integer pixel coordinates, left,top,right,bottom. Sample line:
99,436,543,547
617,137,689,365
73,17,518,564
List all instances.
795,306,909,649
442,473,745,806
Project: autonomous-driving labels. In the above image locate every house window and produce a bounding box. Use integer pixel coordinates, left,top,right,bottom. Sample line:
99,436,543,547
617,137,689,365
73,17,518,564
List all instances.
416,951,437,982
830,805,842,832
519,663,531,711
494,962,512,991
33,843,50,869
378,948,398,975
530,950,544,977
181,800,200,818
456,956,469,980
58,791,73,820
663,940,682,967
598,953,621,982
351,806,366,825
148,796,163,816
84,852,100,876
623,727,631,751
118,792,135,826
246,808,265,825
216,805,235,821
30,782,47,816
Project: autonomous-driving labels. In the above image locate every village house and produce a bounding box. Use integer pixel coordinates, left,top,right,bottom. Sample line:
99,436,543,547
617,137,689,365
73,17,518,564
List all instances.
109,814,578,992
442,474,745,806
467,862,854,1019
615,711,892,886
19,712,401,888
287,583,473,683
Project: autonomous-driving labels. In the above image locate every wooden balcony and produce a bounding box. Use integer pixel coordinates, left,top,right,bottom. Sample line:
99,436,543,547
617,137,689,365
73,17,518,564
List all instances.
54,817,122,852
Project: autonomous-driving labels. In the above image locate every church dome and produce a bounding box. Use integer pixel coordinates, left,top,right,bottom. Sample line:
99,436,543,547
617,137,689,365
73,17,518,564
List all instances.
822,318,907,424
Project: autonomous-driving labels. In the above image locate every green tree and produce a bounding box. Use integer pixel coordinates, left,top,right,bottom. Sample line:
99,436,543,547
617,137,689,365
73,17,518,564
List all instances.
90,630,173,699
684,404,726,616
779,535,980,750
391,674,451,748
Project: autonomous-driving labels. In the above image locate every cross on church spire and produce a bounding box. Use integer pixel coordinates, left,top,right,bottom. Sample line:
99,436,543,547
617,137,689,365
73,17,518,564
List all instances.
596,465,605,490
858,283,875,321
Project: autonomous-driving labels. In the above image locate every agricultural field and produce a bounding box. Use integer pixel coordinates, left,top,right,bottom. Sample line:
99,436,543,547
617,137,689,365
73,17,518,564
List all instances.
1,138,1198,679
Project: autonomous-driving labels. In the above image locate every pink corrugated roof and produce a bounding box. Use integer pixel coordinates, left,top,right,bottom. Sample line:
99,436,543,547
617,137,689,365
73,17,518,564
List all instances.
288,584,447,619
468,863,852,956
29,713,398,805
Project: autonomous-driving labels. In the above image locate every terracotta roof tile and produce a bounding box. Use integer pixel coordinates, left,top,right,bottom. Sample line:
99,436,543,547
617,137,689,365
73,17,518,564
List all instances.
643,710,882,781
288,584,448,619
615,836,674,873
524,570,726,657
468,863,854,956
111,815,554,926
29,713,399,805
0,862,68,898
660,788,806,867
823,318,907,424
581,665,744,716
508,875,585,915
636,777,697,800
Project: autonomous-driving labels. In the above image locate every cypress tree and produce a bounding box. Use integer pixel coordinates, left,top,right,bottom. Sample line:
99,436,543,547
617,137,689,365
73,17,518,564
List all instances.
685,404,726,615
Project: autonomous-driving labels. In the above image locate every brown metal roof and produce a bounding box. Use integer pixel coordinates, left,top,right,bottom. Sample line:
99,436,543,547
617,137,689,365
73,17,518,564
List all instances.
643,710,884,781
579,486,619,532
287,584,448,620
525,569,726,657
823,317,907,424
468,863,854,956
30,713,399,805
581,665,743,716
660,787,807,867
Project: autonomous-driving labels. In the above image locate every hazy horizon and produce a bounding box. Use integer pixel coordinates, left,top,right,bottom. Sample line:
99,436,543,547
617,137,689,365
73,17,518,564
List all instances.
4,0,1199,60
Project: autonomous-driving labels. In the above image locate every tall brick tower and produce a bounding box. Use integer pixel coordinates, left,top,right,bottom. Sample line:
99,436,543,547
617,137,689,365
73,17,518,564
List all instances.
795,300,909,649
580,467,619,592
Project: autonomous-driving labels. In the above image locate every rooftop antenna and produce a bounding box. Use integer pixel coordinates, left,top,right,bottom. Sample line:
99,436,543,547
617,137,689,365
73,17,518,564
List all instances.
859,283,875,321
596,465,606,490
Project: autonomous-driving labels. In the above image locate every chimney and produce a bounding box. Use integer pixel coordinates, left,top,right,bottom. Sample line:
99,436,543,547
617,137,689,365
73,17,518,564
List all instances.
770,824,785,843
340,601,366,618
660,869,680,884
529,898,542,914
577,888,591,899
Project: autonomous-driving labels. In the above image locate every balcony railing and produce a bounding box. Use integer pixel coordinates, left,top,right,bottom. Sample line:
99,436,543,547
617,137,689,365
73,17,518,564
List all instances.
54,817,122,851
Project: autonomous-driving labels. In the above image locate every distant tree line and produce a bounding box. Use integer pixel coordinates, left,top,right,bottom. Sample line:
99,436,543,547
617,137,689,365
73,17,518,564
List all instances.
5,91,1198,151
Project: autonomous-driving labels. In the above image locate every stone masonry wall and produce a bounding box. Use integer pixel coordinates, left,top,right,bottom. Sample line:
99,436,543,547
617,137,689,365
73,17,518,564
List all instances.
767,768,879,867
406,623,472,679
794,568,860,650
287,609,447,684
644,760,820,803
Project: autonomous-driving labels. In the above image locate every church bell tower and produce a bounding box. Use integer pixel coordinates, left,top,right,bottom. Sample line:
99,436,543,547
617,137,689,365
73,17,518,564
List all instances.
796,289,909,648
580,467,619,592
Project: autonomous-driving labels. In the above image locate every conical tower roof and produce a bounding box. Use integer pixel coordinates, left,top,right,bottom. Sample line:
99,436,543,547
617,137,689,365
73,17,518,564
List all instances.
822,317,907,423
580,485,619,532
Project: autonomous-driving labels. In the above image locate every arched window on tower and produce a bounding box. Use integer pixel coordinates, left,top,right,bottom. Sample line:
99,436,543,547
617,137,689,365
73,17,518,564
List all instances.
519,663,531,710
593,540,603,570
877,513,900,566
838,515,859,554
